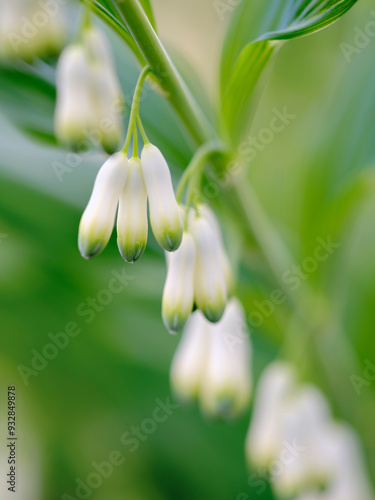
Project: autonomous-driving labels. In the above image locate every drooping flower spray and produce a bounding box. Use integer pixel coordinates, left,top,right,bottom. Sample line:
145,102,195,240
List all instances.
55,8,124,153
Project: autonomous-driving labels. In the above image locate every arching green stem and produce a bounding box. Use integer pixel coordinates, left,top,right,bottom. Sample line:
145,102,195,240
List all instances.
132,122,139,158
176,141,228,204
115,0,215,145
122,66,151,153
136,115,150,145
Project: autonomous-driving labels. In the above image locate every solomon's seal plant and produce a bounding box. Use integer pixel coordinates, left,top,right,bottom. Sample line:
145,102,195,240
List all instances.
2,0,374,498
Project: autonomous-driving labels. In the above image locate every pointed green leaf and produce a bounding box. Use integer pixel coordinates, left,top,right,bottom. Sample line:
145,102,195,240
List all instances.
257,0,359,41
221,0,359,148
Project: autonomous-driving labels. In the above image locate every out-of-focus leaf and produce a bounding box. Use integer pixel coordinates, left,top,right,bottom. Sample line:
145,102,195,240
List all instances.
220,0,283,89
221,40,279,148
0,62,56,143
221,0,359,148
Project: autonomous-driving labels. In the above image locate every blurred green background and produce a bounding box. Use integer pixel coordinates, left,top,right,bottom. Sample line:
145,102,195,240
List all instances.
0,0,375,499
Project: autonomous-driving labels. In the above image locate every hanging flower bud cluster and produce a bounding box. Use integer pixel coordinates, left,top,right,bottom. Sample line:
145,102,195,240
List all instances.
245,362,374,500
170,299,252,419
55,25,124,153
162,205,232,333
0,0,65,60
78,144,183,261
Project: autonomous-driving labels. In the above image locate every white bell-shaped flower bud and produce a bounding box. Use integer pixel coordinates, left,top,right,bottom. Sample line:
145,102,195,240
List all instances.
295,424,374,500
200,298,252,418
198,205,234,294
83,27,124,153
89,63,124,154
117,157,148,263
78,153,129,259
162,232,196,333
83,27,124,104
190,212,227,322
55,27,123,152
245,362,296,468
0,0,65,60
55,44,94,147
42,12,65,55
322,424,374,500
170,311,209,402
272,386,333,497
140,144,183,251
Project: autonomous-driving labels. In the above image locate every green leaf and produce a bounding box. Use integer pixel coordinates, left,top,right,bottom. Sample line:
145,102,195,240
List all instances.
221,40,278,149
257,0,360,41
86,1,146,65
0,62,56,143
220,0,359,148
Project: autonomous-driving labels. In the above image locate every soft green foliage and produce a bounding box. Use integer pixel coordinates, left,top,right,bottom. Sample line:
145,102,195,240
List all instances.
220,0,360,147
0,0,374,499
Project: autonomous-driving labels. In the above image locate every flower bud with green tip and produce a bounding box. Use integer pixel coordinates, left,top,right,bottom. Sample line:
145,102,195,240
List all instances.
199,298,252,419
83,27,124,105
170,311,209,402
89,64,124,154
140,144,183,251
320,424,375,500
78,153,129,259
83,27,124,154
117,158,148,263
55,27,124,152
272,386,333,497
245,362,296,468
190,212,227,322
162,232,196,333
0,0,65,61
55,44,94,147
198,205,234,295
